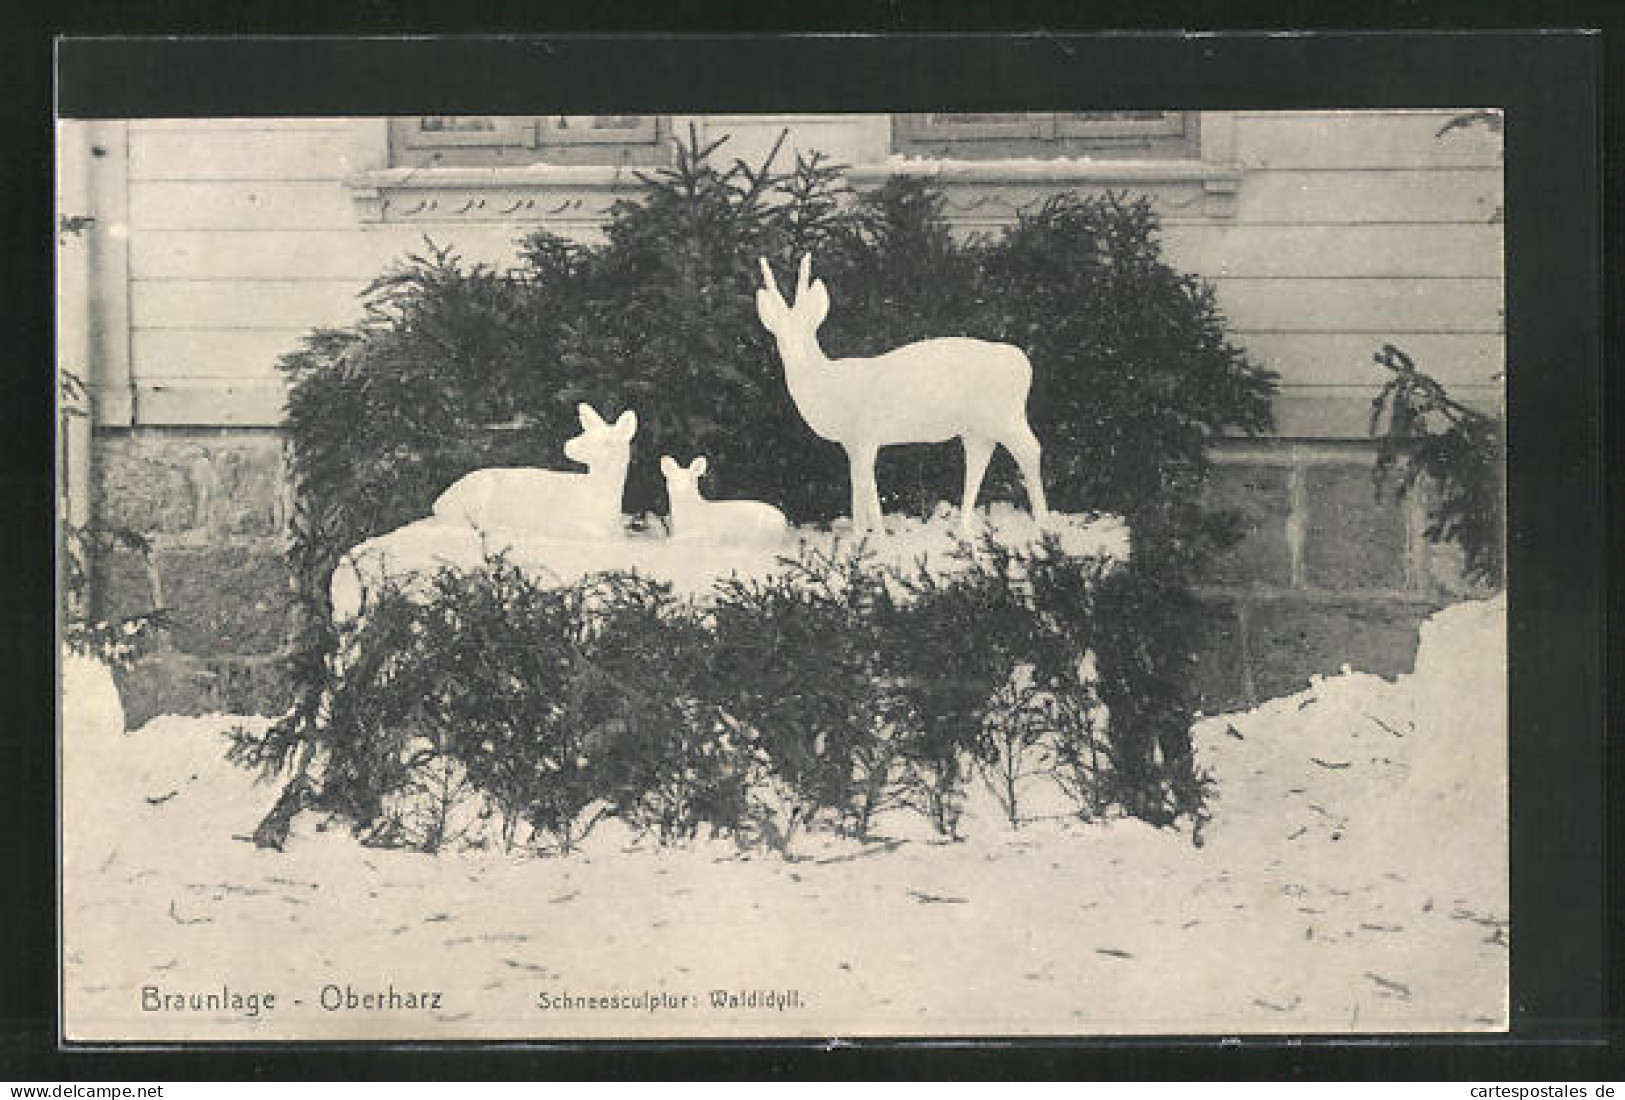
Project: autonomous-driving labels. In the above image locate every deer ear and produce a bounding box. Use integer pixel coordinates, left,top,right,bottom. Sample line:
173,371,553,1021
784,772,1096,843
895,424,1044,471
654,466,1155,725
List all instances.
805,279,831,328
659,455,677,477
691,456,708,477
613,409,637,438
578,403,605,430
755,287,784,332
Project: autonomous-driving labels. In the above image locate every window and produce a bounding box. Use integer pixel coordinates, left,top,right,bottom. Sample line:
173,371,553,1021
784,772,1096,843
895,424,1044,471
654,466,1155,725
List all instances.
893,112,1198,160
389,115,672,168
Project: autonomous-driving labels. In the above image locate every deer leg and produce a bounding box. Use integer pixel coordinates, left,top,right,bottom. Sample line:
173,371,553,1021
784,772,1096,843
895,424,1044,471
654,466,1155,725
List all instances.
960,436,994,532
1005,422,1050,523
847,444,882,534
863,446,886,533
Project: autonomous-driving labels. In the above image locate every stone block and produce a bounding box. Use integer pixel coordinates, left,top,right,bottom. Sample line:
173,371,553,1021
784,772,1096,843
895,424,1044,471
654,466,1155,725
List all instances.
1245,598,1439,701
95,542,294,657
93,430,285,538
1200,463,1291,586
1302,464,1408,590
1182,598,1250,716
204,655,295,719
92,434,191,533
113,651,292,729
90,540,162,624
111,651,216,728
158,545,295,656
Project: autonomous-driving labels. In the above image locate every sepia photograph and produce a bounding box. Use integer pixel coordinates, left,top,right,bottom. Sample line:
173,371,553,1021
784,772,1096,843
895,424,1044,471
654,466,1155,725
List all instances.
57,88,1514,1040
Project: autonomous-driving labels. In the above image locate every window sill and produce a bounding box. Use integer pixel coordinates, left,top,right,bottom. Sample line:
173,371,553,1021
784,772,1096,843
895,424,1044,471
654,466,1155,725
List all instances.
847,156,1244,219
344,164,650,224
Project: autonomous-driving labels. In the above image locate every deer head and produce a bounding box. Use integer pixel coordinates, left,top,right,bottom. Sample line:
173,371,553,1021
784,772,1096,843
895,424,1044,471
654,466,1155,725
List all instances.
659,454,708,494
564,403,636,469
756,254,829,348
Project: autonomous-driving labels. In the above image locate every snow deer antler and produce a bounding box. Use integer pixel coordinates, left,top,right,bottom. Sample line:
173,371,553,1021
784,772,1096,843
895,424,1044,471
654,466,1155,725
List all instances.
756,253,1048,534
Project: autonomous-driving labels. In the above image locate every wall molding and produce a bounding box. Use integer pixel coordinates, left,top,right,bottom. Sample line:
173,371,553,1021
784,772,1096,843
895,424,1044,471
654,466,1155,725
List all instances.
847,156,1244,220
344,164,650,224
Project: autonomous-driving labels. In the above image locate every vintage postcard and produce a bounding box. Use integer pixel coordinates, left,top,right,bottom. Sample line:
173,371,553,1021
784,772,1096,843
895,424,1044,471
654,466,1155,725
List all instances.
57,48,1511,1041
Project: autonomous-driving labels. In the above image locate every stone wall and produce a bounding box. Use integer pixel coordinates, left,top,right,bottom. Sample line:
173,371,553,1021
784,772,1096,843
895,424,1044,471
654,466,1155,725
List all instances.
91,428,295,726
1186,442,1467,716
91,429,1471,726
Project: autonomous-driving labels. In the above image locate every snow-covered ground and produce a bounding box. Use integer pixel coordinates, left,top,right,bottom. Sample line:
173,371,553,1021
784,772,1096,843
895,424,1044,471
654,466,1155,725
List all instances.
61,595,1506,1041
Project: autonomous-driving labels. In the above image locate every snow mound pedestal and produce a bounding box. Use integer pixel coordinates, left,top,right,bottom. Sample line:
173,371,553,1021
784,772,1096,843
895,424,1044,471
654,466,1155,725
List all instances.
332,503,1130,620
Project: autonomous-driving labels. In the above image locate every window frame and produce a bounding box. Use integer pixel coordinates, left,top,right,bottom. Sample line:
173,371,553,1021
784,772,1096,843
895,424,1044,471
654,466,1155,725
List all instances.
892,112,1199,160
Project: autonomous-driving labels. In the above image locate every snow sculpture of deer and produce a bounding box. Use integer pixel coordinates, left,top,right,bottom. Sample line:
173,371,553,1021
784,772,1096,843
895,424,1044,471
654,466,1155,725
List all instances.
431,403,637,540
755,253,1049,534
660,454,789,545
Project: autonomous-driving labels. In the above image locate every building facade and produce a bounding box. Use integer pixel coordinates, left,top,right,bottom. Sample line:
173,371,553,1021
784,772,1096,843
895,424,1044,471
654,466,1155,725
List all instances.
56,111,1505,723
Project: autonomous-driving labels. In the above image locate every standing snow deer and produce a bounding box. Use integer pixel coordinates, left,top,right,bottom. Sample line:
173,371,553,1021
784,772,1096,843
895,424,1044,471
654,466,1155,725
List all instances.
431,403,637,541
755,253,1049,534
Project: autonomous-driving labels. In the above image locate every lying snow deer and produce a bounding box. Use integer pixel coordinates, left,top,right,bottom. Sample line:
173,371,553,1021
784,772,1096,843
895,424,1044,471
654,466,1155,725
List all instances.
755,253,1050,534
660,454,788,545
431,403,637,541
